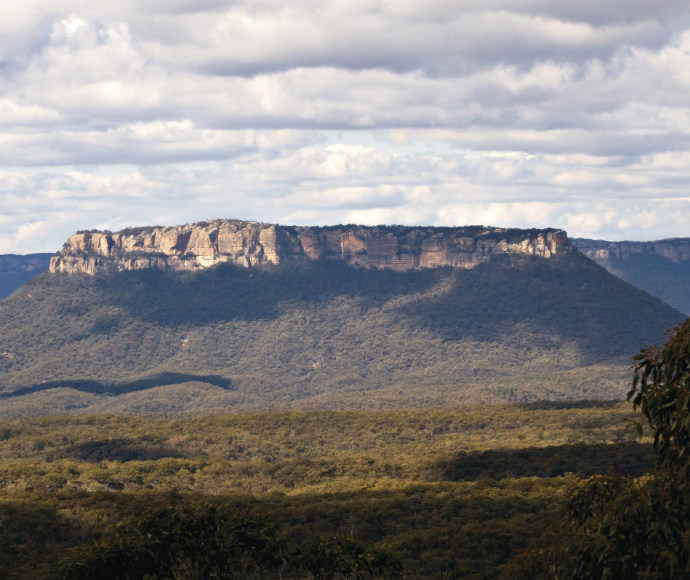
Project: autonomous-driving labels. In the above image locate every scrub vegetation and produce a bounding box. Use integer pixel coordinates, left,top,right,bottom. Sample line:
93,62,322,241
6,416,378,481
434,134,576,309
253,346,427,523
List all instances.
0,399,659,579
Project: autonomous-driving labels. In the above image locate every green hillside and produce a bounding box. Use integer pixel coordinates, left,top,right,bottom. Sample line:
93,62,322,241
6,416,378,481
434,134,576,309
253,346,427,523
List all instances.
0,251,683,416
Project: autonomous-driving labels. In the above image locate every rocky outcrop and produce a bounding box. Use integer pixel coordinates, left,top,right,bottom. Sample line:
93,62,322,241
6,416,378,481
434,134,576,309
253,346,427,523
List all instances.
49,220,573,275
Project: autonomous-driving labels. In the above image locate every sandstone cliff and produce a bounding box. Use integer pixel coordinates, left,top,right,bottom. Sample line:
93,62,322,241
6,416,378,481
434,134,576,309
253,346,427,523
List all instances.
49,220,573,275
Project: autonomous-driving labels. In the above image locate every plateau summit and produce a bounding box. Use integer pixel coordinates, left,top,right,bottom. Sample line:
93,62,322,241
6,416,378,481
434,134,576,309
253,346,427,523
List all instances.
50,220,570,275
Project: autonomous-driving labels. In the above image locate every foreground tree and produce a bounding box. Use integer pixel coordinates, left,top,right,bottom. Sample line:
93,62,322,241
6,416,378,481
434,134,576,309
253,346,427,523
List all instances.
629,318,690,477
543,319,690,580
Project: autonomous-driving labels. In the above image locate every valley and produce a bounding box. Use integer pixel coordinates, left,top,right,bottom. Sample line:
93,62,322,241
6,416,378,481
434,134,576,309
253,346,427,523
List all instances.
0,401,656,579
0,221,687,579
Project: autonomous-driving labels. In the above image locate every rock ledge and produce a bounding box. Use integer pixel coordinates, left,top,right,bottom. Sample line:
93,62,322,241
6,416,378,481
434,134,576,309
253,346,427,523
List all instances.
49,220,573,274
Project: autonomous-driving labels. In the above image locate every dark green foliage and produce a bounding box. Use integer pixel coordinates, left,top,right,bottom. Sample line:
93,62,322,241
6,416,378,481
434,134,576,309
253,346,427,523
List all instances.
61,503,288,580
540,471,690,580
50,496,404,580
433,441,655,480
630,319,690,475
1,483,552,580
526,319,690,580
0,402,646,580
290,533,402,580
0,499,77,580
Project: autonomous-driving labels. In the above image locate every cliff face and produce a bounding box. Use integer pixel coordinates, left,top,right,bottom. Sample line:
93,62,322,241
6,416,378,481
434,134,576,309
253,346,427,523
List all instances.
49,220,573,275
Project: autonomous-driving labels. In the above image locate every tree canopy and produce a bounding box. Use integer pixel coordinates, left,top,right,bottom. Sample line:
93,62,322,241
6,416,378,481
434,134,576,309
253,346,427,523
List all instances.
543,319,690,580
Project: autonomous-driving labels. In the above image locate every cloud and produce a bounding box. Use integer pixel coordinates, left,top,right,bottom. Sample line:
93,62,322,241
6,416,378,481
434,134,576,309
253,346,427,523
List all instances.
0,0,688,251
1,142,687,253
114,1,688,77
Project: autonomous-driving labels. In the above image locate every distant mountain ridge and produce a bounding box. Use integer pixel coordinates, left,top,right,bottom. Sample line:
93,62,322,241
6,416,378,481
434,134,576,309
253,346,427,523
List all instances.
49,220,571,275
0,253,53,300
572,238,689,262
572,238,690,315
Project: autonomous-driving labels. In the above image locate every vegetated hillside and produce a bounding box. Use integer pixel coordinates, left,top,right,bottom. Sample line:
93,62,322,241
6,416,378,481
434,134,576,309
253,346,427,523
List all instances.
0,253,52,300
573,237,690,315
0,402,656,580
0,251,683,417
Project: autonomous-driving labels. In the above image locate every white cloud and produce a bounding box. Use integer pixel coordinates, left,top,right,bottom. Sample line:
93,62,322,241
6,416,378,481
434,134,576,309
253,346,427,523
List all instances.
1,140,687,253
0,0,688,252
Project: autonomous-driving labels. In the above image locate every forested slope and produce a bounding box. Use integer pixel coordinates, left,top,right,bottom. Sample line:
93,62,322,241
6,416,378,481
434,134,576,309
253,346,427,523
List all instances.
0,252,683,416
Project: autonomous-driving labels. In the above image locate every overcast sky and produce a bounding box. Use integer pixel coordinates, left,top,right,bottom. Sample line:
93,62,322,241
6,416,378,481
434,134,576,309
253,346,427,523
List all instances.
1,0,688,253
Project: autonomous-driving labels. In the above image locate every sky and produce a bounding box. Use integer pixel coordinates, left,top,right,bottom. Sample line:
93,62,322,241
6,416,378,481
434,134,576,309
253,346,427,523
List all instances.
1,1,688,254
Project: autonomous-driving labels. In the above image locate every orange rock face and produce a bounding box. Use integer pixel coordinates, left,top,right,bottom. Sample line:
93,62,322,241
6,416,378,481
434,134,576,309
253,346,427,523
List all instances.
49,220,574,275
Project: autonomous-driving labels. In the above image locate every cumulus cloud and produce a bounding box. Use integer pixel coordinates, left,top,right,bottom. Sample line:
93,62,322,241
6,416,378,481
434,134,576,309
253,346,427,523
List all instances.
0,0,688,252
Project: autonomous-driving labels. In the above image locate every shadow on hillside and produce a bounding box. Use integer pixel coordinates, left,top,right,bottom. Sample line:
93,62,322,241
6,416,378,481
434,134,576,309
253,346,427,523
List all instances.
397,252,682,359
86,254,680,367
516,399,622,411
19,253,682,379
65,437,190,462
94,260,442,326
0,372,232,398
596,252,690,316
428,441,655,481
